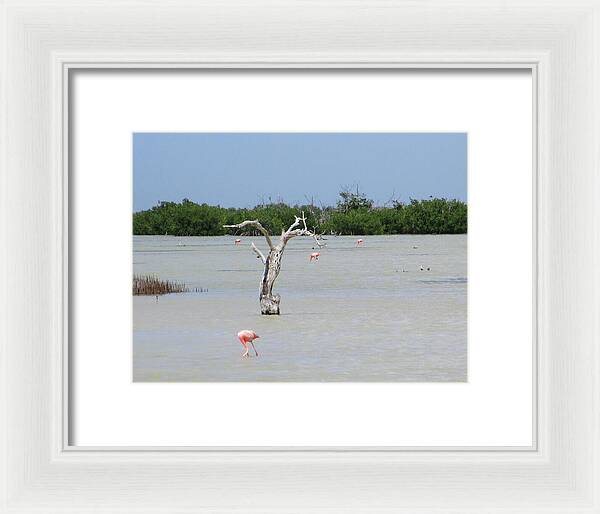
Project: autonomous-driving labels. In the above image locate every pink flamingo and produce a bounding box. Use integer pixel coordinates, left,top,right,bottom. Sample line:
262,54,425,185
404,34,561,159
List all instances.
356,238,364,246
309,252,320,261
234,238,241,245
237,330,260,357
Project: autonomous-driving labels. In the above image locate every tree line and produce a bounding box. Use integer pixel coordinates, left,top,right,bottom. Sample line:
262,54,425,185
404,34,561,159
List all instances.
133,191,467,236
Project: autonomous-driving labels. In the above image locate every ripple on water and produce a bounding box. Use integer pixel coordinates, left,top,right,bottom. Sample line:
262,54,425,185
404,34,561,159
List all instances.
417,277,467,284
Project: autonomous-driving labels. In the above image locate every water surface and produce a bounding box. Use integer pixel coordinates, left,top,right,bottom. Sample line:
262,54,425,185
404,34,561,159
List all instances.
133,235,467,381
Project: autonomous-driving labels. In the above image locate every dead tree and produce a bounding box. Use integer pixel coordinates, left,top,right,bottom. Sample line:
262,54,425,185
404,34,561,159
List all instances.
224,212,325,315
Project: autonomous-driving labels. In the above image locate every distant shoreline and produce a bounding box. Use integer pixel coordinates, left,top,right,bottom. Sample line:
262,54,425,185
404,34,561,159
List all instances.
133,233,467,237
133,196,467,237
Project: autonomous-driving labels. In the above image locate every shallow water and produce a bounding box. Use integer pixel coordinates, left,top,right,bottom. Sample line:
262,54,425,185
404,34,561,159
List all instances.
133,234,467,382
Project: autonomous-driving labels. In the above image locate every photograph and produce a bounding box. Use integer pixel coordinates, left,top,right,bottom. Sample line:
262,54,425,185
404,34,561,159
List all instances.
132,132,467,381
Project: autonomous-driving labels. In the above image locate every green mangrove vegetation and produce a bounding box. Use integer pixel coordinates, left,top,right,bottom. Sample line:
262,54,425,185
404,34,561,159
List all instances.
133,190,467,236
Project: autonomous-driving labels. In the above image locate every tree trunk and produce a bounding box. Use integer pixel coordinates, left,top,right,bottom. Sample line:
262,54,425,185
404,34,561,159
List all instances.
259,247,284,315
224,213,323,315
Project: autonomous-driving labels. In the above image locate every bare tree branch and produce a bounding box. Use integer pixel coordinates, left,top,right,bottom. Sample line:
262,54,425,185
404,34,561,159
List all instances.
280,214,305,243
280,211,326,246
300,214,308,231
223,220,274,249
229,211,327,315
282,229,305,241
312,233,327,248
251,242,266,264
384,189,398,207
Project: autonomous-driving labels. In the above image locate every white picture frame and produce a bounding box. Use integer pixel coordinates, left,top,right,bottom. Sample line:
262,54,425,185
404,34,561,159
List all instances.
1,1,598,512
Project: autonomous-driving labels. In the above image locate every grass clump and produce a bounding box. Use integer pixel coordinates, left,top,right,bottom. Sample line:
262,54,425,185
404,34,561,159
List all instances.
133,274,189,296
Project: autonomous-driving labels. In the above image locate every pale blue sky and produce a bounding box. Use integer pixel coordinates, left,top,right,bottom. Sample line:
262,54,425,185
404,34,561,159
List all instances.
133,133,467,212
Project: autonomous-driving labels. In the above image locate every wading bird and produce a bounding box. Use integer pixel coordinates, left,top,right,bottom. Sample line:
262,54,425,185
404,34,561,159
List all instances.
309,252,320,261
237,330,260,357
356,239,364,246
234,239,241,245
